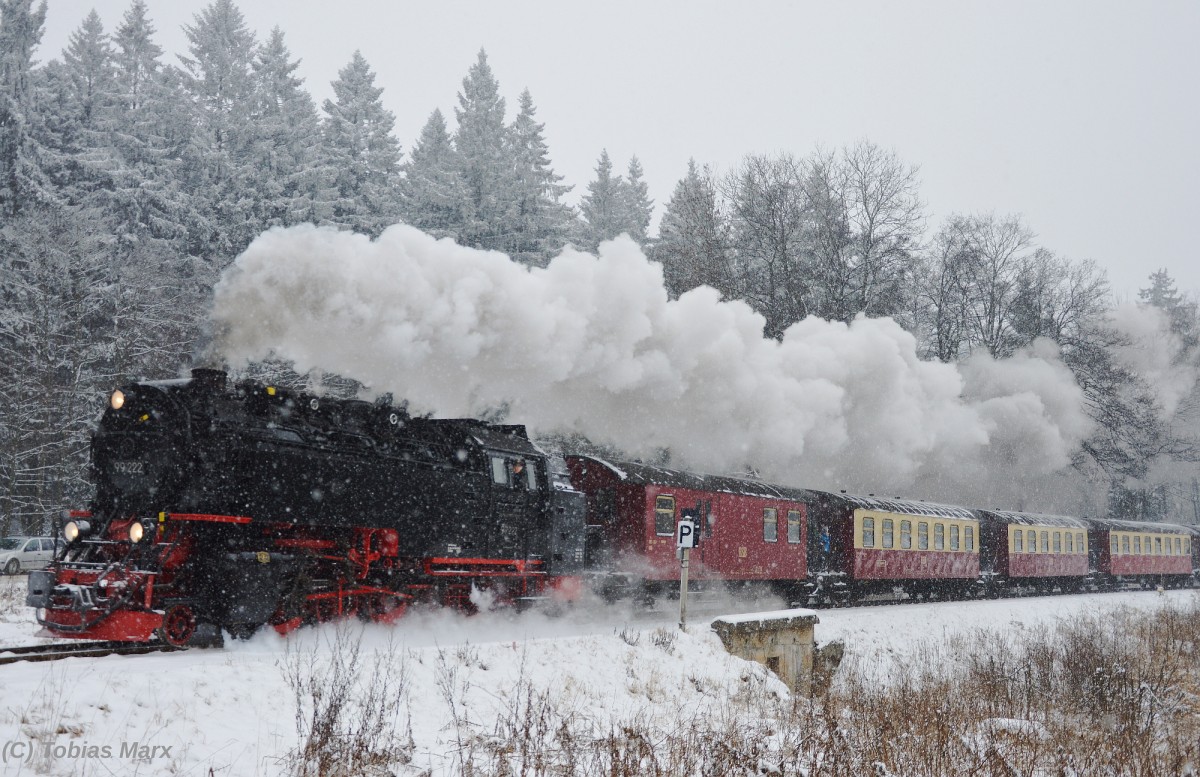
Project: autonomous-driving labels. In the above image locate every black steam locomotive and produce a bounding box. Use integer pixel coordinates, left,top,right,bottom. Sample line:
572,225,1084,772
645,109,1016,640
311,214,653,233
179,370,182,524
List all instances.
28,369,586,645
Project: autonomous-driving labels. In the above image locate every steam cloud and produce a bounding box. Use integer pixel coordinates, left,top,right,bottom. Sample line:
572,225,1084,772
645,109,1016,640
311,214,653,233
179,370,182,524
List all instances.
210,224,1098,511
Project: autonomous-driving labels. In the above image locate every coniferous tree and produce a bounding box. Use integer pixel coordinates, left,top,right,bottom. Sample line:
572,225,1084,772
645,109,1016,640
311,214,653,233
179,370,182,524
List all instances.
621,155,653,243
177,0,259,256
251,27,334,226
452,49,513,251
578,149,624,250
397,108,462,237
0,0,54,215
654,159,733,299
321,50,402,236
104,0,194,247
505,88,572,265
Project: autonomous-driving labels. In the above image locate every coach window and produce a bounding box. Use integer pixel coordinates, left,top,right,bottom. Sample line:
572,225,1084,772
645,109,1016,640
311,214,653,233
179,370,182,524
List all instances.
655,496,676,536
763,508,778,543
965,525,975,552
1077,533,1085,552
1175,537,1182,555
1040,531,1049,553
1027,530,1036,552
1155,536,1163,555
882,519,894,549
918,522,929,550
950,524,960,551
900,520,912,549
1133,536,1141,555
1053,532,1062,553
1066,532,1074,553
1014,529,1024,553
934,523,945,551
787,510,802,544
1121,535,1129,555
862,517,875,548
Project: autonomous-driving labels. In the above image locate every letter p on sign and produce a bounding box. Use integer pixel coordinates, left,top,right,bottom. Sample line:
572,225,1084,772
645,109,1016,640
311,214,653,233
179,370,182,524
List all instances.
677,520,697,549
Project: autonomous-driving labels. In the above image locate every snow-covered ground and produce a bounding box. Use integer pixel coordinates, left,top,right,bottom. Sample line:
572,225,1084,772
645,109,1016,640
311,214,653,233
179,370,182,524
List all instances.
0,573,1194,776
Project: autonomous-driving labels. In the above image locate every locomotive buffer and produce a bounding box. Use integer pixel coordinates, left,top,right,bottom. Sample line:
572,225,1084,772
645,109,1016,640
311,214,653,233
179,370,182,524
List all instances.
677,506,701,630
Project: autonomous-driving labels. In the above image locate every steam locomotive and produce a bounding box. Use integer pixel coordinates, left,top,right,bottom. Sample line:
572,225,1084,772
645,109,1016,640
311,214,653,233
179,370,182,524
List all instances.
27,369,586,645
27,369,1200,646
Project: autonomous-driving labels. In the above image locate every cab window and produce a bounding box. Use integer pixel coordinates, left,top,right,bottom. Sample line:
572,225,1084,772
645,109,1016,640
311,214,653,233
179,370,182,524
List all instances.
491,457,507,485
655,496,676,536
862,517,875,548
918,522,929,550
787,510,802,544
900,520,912,550
1014,529,1024,553
763,508,778,543
521,461,539,491
934,523,945,551
882,519,894,549
964,525,975,552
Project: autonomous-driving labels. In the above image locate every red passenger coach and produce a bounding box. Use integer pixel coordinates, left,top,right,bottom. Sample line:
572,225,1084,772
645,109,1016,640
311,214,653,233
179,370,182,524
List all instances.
564,456,811,600
807,491,980,601
1088,519,1194,588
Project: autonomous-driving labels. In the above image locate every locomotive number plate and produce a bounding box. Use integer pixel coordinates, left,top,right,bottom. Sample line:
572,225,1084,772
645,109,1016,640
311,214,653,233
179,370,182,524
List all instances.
112,460,145,475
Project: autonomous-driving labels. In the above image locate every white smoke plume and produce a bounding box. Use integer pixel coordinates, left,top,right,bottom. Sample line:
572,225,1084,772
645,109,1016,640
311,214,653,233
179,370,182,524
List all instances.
209,224,1094,510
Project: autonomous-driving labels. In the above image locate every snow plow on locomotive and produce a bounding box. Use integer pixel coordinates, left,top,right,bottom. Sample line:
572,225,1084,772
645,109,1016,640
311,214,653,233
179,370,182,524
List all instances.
27,369,586,645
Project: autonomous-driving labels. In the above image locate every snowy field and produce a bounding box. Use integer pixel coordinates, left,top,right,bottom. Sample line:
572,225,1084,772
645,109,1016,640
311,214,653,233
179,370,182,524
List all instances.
0,574,1195,776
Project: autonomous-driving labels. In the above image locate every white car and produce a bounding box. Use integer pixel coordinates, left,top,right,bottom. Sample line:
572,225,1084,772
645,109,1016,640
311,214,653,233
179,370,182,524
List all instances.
0,537,56,575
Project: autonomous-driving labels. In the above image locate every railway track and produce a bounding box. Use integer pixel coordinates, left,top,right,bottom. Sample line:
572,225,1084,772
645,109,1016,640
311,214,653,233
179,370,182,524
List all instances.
0,640,184,666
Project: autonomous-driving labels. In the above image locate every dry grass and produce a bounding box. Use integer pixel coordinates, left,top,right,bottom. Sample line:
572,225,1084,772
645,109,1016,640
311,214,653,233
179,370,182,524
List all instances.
281,622,415,777
279,597,1200,776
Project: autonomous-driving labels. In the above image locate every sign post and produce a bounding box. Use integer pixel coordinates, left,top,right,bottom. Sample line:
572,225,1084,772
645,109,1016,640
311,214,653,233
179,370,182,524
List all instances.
677,508,699,631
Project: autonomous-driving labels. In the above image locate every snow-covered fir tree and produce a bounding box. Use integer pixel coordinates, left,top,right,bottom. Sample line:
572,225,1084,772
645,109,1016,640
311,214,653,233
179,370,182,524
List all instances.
654,158,732,299
251,27,335,227
578,149,624,250
505,88,573,265
621,155,653,243
452,49,514,252
177,0,260,256
321,50,402,237
0,0,55,215
397,108,462,238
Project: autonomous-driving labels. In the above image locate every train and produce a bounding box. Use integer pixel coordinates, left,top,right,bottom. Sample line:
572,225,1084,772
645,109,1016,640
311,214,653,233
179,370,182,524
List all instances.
26,369,1200,645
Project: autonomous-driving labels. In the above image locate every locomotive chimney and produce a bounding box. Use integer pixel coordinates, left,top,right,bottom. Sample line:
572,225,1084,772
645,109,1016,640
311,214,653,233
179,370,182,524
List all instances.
191,368,227,391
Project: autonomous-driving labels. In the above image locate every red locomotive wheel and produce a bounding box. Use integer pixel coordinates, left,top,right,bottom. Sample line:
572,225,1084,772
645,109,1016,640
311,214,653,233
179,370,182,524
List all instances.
159,605,197,647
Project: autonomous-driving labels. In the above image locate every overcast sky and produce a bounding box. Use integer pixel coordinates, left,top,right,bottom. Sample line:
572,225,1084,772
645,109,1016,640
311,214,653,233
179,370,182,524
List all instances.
36,0,1200,299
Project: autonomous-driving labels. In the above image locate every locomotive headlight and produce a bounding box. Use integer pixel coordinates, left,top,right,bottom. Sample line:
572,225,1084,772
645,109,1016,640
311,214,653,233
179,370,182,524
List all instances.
110,390,125,410
128,519,155,544
64,520,91,543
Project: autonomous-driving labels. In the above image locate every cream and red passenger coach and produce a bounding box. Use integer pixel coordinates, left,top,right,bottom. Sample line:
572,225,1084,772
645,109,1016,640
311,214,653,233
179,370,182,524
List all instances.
1087,518,1194,587
806,492,980,600
976,510,1090,591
